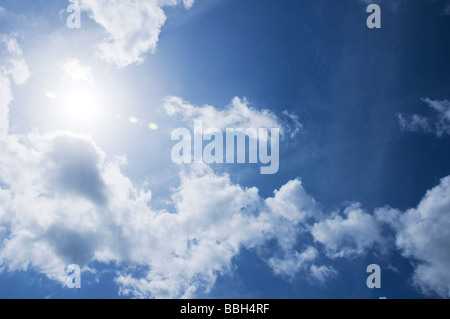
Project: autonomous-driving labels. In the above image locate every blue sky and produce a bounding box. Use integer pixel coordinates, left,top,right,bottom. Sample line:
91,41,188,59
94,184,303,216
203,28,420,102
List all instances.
0,0,450,299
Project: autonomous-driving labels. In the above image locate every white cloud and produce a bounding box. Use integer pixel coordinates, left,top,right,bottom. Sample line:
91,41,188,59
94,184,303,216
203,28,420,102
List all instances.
0,123,328,298
1,67,449,297
399,98,450,137
6,59,30,86
309,265,337,284
114,169,329,298
0,74,13,136
0,35,30,136
268,247,318,279
73,0,194,67
268,247,337,283
164,96,303,140
164,96,281,130
0,132,106,281
182,0,195,9
0,35,23,56
3,34,449,299
312,203,383,259
0,40,325,296
61,58,94,84
378,176,450,297
0,140,329,297
307,175,450,297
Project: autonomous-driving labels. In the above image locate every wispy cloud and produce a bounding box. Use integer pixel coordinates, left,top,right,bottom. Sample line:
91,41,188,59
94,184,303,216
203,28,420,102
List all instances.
164,96,302,139
445,2,450,15
398,98,450,137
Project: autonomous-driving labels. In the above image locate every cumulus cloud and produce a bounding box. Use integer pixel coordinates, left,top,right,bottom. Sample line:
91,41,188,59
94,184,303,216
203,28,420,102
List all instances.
305,174,450,298
312,203,383,259
0,38,332,297
0,132,329,298
164,96,281,130
377,176,450,297
2,34,450,300
0,40,329,296
267,246,337,284
115,169,327,298
1,75,450,298
164,96,302,139
72,0,194,67
308,175,450,297
399,98,450,137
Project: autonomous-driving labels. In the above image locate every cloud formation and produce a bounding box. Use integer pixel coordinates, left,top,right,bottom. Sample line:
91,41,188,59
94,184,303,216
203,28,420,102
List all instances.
1,35,450,299
61,58,94,84
164,96,302,139
399,98,450,137
72,0,194,67
0,130,330,298
2,121,448,298
312,204,383,259
377,177,450,297
309,175,450,298
0,40,330,297
0,34,30,136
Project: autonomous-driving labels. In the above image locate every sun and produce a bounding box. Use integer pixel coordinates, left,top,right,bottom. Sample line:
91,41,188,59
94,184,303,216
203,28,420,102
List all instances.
63,87,98,120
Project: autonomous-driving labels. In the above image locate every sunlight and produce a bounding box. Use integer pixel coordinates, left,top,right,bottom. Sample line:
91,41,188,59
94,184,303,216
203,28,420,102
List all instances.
62,87,98,121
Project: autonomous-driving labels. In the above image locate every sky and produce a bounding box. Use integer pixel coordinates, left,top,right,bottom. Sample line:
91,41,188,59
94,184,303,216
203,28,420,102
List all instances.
0,0,450,299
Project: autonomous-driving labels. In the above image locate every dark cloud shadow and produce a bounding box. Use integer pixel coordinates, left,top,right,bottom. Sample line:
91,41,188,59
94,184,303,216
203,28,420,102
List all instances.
46,135,108,206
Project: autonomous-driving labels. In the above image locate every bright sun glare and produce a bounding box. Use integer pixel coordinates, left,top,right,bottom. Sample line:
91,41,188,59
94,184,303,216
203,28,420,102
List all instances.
63,87,98,120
